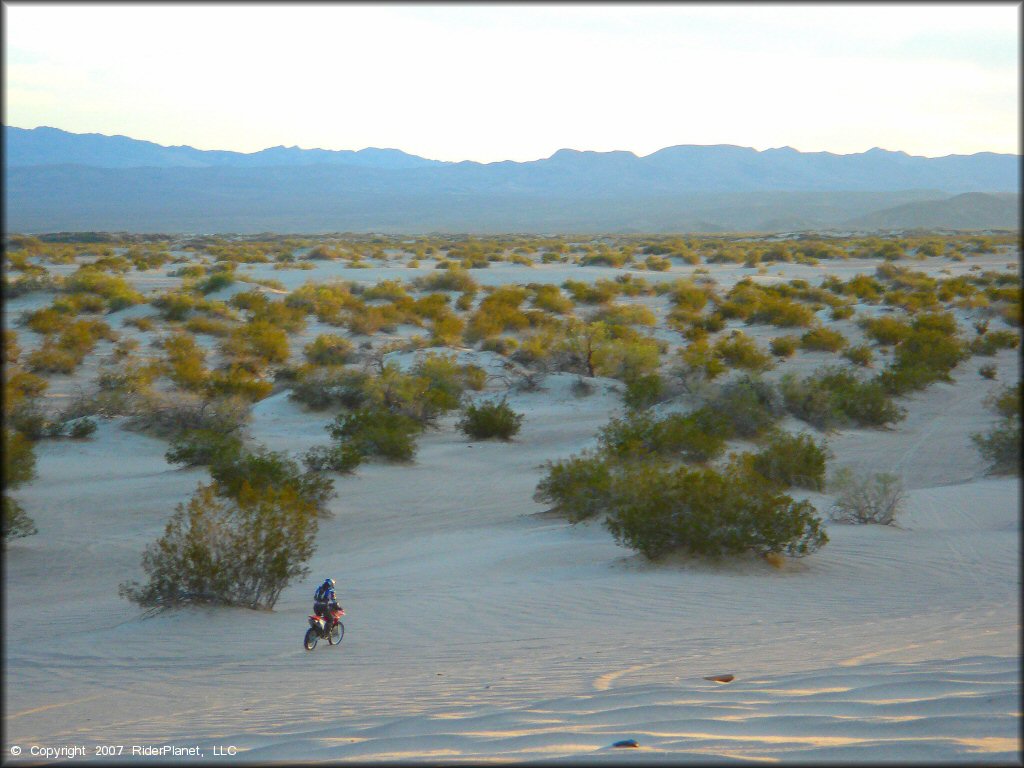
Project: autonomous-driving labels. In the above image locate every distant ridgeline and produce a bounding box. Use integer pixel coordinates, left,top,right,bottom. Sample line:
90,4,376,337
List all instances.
4,126,1019,233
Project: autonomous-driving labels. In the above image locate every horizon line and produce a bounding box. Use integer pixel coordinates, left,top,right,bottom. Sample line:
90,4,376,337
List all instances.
6,123,1019,165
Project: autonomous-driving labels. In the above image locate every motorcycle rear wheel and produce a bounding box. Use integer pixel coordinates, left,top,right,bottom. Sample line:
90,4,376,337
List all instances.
328,621,344,645
304,627,318,650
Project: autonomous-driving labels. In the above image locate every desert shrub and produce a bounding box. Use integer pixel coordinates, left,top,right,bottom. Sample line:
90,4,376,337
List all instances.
209,447,335,513
533,452,613,522
326,407,422,462
195,270,235,295
152,290,200,321
125,316,155,332
592,333,662,382
165,429,244,467
623,373,664,411
562,279,619,305
842,344,874,367
413,268,478,293
64,267,144,311
302,443,363,474
458,398,523,440
705,376,784,438
800,327,848,352
118,482,317,610
184,316,233,337
304,334,355,366
461,364,488,391
289,367,371,410
222,320,289,365
466,287,530,341
431,314,466,346
971,383,1021,474
679,339,726,382
750,431,829,491
911,311,958,335
970,330,1020,356
978,363,998,380
163,331,208,387
67,417,98,439
204,366,274,402
125,394,249,438
3,496,38,540
411,353,466,415
780,366,905,430
713,331,774,373
859,316,912,346
605,460,827,559
770,335,800,357
830,304,855,321
747,294,816,327
878,328,968,395
531,284,574,314
3,428,38,539
594,303,657,327
598,409,728,463
4,369,49,412
25,343,80,374
827,467,905,525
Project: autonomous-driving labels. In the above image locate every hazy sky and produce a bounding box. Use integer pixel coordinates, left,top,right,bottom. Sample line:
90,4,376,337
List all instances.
4,3,1019,161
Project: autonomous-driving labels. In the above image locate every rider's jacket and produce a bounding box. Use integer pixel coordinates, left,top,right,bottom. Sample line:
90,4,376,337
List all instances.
314,582,336,604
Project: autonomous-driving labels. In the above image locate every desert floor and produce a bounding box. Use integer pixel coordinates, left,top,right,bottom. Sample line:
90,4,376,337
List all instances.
4,249,1020,763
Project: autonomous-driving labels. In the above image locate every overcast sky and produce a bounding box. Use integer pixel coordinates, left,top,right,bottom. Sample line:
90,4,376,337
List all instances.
4,3,1019,162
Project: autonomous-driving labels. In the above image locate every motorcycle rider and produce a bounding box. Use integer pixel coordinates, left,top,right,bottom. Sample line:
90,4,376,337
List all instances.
313,578,340,635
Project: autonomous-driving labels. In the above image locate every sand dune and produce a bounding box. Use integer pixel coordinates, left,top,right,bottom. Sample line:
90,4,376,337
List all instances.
4,251,1020,763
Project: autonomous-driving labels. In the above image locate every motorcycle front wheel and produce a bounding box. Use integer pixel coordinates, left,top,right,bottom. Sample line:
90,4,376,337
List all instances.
328,621,344,645
304,627,318,650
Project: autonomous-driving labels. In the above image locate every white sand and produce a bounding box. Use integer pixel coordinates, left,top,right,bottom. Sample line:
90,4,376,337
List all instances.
4,252,1020,763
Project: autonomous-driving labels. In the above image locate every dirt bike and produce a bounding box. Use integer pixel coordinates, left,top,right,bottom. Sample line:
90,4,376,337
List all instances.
304,605,345,650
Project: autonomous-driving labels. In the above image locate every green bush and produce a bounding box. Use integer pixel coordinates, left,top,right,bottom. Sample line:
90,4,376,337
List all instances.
289,367,371,410
800,327,848,352
598,409,728,463
204,366,274,402
327,407,422,462
970,330,1020,356
304,334,355,366
3,496,38,540
770,335,800,357
302,443,363,474
118,482,317,610
780,366,905,430
533,452,613,522
878,328,968,395
713,331,774,373
67,417,98,439
972,384,1021,474
859,316,912,346
704,376,784,438
604,460,828,559
750,431,829,490
842,344,874,367
623,373,664,411
165,429,244,467
458,398,523,440
209,446,335,513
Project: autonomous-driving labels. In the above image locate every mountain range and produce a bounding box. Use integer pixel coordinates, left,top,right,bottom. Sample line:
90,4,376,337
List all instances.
3,125,1019,233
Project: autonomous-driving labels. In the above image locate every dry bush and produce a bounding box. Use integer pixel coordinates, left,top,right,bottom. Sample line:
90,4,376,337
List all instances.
828,467,905,525
125,394,249,438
